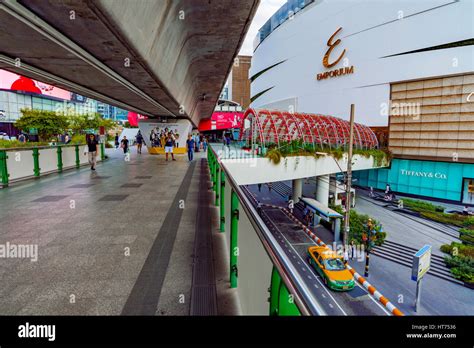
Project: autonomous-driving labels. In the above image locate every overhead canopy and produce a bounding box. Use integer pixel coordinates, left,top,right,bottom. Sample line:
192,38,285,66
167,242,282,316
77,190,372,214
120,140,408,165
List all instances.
239,109,379,149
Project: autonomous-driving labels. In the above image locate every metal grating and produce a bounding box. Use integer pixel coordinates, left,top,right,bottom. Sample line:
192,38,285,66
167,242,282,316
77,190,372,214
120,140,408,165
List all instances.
67,184,95,188
120,183,143,188
135,176,152,179
98,194,129,202
32,195,68,202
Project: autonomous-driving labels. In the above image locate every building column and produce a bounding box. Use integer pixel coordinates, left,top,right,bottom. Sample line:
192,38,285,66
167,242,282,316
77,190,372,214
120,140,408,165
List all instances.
316,175,330,206
292,179,303,203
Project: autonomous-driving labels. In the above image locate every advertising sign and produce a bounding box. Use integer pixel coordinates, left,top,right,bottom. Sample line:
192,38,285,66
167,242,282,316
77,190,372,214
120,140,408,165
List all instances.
0,69,71,100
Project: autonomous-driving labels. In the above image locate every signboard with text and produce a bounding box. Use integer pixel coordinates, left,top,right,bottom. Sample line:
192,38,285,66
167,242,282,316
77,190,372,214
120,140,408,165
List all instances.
412,245,432,281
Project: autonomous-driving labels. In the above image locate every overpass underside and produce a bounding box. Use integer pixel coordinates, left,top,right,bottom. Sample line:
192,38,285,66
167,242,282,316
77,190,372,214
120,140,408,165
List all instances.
0,0,259,124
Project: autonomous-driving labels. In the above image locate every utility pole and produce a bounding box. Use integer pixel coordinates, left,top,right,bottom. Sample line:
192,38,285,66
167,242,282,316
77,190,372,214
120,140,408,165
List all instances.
343,104,355,247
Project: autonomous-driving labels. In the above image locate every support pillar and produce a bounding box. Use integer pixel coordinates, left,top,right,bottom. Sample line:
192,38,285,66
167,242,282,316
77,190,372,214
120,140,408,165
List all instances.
316,175,330,206
292,178,303,203
220,170,225,232
230,190,239,288
0,150,9,187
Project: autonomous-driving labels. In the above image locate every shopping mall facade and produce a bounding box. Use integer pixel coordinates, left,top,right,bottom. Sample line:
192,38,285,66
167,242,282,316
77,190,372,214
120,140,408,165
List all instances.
0,69,128,136
250,0,474,205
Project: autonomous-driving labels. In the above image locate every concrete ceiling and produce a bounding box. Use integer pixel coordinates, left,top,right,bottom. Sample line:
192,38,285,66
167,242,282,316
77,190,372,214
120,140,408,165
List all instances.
0,0,259,125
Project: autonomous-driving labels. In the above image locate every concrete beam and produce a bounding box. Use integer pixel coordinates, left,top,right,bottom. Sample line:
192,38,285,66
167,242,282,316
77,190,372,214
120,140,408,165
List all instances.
0,0,259,124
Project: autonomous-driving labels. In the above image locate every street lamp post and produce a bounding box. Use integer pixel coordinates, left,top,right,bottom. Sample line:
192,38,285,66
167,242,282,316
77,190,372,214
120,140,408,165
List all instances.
343,104,355,246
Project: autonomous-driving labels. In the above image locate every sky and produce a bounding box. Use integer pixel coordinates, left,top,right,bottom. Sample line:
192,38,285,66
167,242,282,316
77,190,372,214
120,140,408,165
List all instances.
239,0,287,56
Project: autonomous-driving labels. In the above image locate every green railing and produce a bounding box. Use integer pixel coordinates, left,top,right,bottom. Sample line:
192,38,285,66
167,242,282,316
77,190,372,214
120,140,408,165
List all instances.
0,143,105,188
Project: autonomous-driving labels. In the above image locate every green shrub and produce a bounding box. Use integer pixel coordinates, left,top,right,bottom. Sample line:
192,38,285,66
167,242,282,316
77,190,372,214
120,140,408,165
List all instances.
70,134,86,144
333,205,387,246
0,139,49,149
440,244,453,254
266,148,282,165
444,254,474,283
462,216,474,229
460,229,474,246
419,211,465,227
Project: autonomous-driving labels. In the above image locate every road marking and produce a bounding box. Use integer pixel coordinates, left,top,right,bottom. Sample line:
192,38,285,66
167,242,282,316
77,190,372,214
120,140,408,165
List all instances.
329,303,334,308
321,293,326,298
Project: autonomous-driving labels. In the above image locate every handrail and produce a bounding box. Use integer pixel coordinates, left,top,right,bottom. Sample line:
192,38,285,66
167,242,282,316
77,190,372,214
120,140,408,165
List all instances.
0,143,86,151
209,144,326,316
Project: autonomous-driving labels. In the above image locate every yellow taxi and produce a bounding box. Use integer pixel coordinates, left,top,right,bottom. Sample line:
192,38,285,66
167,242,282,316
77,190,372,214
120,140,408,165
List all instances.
307,246,355,291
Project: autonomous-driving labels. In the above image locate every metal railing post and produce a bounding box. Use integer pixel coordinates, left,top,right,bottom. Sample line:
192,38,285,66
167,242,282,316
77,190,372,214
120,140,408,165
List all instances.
0,150,9,187
32,147,40,177
220,170,226,232
75,144,80,168
56,146,63,172
230,189,239,288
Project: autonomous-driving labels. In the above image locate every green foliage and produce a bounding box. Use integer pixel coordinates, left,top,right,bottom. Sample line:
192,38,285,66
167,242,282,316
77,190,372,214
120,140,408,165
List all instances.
68,113,115,133
419,211,466,227
70,134,86,145
262,140,390,166
15,109,69,141
443,254,474,283
0,139,49,149
460,228,474,246
266,148,282,164
124,121,138,129
333,205,387,246
401,198,445,213
462,216,474,229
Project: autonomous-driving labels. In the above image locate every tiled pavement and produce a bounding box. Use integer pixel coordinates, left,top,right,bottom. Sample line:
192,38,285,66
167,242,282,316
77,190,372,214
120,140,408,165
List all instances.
0,147,220,315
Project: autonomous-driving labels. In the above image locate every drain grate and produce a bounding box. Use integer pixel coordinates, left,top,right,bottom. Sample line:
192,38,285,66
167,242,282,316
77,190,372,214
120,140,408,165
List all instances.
98,194,129,202
135,176,152,179
120,183,143,188
32,195,68,202
68,184,95,188
92,176,111,180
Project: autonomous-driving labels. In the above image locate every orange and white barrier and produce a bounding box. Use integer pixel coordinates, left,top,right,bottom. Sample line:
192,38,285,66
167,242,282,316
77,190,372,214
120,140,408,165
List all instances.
281,207,404,316
346,265,404,316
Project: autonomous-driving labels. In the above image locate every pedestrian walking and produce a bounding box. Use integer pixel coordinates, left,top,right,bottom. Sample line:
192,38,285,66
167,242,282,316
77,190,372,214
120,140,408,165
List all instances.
84,134,98,171
135,131,143,154
349,240,356,259
258,183,262,192
186,134,195,162
165,134,176,161
121,136,129,155
203,137,208,152
268,182,272,192
343,248,349,265
114,133,120,149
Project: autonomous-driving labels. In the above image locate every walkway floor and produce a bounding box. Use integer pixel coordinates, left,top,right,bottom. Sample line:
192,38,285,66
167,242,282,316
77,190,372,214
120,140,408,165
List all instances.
0,146,238,315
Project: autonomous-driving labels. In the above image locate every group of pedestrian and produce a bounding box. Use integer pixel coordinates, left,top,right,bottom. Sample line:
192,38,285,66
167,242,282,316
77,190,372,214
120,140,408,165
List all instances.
149,128,180,148
185,133,209,162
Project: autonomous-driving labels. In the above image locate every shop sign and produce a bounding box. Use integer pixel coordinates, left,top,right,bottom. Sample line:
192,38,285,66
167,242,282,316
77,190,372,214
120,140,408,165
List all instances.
316,27,355,81
400,169,447,180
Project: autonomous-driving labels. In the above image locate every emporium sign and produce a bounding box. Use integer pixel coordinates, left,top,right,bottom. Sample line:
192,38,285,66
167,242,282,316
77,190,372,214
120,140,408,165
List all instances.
400,169,447,180
317,27,355,81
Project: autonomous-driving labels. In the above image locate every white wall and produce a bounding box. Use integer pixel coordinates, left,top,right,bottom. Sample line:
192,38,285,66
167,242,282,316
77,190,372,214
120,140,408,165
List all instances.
251,0,474,126
221,153,387,185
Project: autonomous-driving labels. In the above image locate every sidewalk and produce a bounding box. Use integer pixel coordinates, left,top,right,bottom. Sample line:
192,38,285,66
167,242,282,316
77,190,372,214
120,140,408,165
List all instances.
0,146,232,315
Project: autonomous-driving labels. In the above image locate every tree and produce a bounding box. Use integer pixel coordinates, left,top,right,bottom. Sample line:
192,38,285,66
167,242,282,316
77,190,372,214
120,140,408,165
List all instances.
15,109,70,141
68,113,116,134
